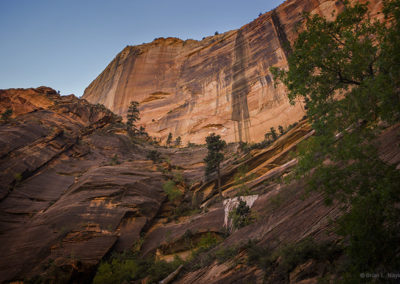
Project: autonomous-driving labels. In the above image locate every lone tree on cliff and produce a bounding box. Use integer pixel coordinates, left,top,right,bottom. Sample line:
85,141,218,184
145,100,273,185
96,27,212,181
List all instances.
174,136,181,147
278,125,285,135
270,127,278,141
271,0,400,278
126,101,140,134
204,133,226,197
166,132,173,146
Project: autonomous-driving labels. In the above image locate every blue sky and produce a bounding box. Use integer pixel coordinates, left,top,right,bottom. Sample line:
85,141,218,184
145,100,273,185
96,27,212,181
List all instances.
0,0,285,97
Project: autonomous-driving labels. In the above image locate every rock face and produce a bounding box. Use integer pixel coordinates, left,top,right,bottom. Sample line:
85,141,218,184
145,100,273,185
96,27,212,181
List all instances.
83,0,381,145
0,87,167,282
1,87,399,283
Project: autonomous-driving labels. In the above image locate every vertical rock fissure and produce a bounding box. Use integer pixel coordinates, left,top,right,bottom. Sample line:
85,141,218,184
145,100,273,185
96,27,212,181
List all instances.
271,10,292,60
231,29,251,142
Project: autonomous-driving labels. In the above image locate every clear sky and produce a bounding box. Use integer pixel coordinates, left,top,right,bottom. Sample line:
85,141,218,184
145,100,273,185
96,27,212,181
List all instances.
0,0,285,97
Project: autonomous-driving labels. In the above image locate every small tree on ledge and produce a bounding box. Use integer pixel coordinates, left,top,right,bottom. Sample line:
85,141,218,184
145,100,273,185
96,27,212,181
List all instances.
166,132,173,146
175,136,181,147
204,133,226,197
126,101,140,134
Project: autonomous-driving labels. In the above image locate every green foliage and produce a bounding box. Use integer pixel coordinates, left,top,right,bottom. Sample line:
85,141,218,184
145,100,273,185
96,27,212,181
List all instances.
239,140,271,153
93,251,183,284
172,170,184,183
270,127,278,140
1,108,12,122
271,0,400,278
126,101,140,133
246,241,275,274
186,141,197,147
163,180,182,201
197,232,219,250
174,136,181,146
276,239,339,280
204,133,226,177
247,239,341,281
234,165,253,196
147,150,162,163
138,126,148,136
215,246,238,263
229,199,253,230
166,132,173,146
278,125,284,135
14,172,22,183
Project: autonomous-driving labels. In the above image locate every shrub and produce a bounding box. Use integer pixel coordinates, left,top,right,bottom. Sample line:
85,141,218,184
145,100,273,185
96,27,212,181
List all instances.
93,251,183,284
163,180,182,201
197,232,219,250
147,150,162,163
172,171,184,183
246,239,341,281
229,199,253,230
215,246,238,263
1,108,12,122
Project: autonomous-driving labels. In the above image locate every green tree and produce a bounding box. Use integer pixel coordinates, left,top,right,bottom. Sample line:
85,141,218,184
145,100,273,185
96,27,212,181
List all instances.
271,0,400,278
126,101,140,134
163,180,182,201
270,127,277,141
204,133,226,197
139,126,147,136
174,136,181,147
1,108,12,122
229,199,252,230
278,125,284,135
166,132,173,146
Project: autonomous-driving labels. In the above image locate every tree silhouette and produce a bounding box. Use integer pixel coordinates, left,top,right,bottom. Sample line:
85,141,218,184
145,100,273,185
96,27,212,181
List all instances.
166,132,173,146
174,136,181,146
204,133,226,197
270,127,277,141
126,101,140,134
278,125,284,135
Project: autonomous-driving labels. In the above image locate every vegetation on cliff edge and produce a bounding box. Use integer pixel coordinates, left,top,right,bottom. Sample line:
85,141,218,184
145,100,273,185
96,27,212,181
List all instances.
271,0,400,281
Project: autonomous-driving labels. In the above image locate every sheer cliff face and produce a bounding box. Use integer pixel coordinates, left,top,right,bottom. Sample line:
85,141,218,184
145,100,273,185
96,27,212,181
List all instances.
83,0,381,144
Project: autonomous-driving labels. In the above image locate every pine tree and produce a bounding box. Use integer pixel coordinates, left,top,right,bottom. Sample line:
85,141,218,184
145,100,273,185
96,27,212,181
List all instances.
278,125,284,135
204,133,226,197
166,132,173,146
270,127,277,141
126,101,140,134
174,136,181,147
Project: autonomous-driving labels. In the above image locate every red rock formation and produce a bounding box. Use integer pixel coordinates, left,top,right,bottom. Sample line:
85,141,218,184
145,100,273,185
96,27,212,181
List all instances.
0,87,398,283
83,0,381,145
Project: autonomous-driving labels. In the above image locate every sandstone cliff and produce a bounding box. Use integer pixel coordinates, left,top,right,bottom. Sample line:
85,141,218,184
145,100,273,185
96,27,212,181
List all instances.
1,87,399,283
83,0,382,145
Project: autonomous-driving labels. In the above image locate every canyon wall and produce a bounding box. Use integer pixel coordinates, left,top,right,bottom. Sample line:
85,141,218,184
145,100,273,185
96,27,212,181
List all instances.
83,0,382,144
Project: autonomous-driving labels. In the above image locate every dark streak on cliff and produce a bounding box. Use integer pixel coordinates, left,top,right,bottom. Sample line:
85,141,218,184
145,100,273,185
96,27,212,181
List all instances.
271,9,293,60
231,29,251,142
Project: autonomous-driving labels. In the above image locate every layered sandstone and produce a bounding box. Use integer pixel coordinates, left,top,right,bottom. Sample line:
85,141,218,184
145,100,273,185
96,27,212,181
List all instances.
83,0,381,145
1,87,398,283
